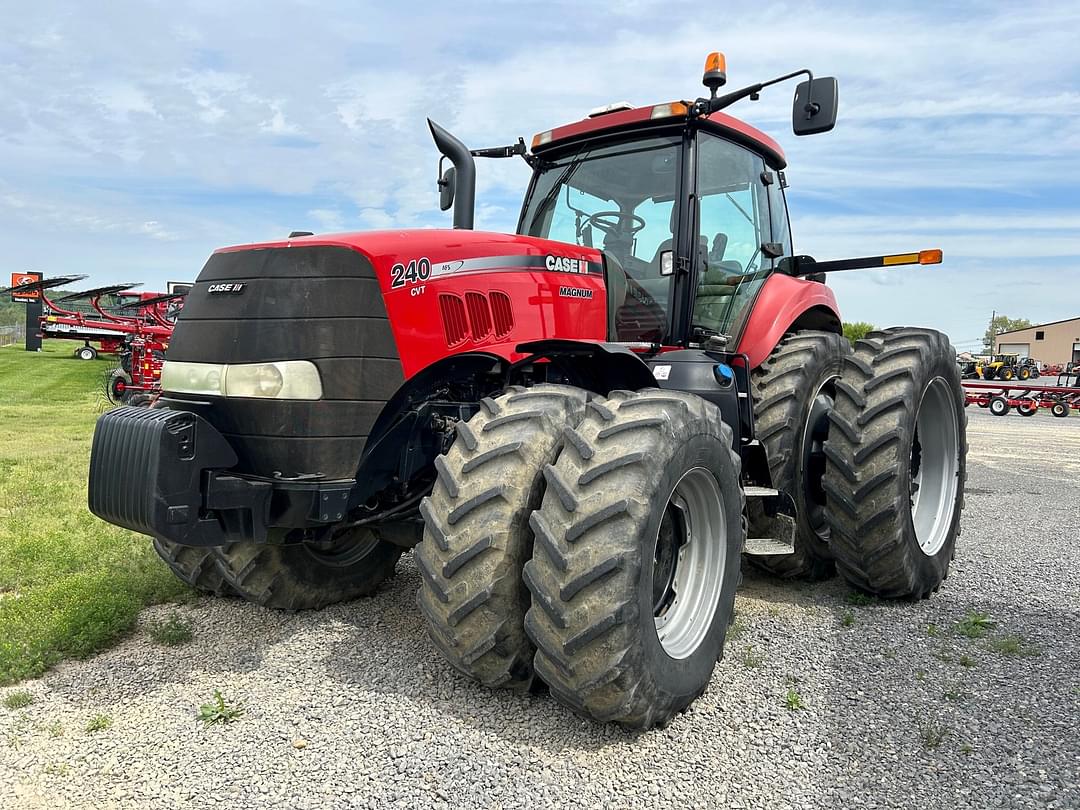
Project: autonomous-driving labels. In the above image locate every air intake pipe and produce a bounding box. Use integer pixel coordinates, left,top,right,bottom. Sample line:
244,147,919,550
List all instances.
427,119,476,230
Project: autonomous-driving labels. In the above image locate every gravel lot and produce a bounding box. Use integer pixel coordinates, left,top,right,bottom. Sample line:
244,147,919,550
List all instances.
2,408,1078,809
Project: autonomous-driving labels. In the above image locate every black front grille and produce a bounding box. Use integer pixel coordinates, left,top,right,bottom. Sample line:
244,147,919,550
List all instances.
165,246,405,479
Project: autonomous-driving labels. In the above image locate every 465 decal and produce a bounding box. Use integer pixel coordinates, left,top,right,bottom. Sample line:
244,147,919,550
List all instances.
390,258,432,289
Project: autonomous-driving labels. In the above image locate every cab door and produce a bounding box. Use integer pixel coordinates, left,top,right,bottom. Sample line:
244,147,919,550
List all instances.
688,132,773,341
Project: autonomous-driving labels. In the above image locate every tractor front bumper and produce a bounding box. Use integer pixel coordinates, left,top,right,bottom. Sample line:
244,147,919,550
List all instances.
88,407,353,547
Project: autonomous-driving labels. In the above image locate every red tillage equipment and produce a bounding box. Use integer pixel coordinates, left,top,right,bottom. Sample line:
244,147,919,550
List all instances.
962,381,1080,418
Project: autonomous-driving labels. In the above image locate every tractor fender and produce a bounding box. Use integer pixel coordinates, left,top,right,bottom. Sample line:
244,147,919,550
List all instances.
516,339,658,396
735,274,841,369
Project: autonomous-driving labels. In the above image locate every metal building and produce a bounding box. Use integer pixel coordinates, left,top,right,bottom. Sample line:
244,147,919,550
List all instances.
996,317,1080,366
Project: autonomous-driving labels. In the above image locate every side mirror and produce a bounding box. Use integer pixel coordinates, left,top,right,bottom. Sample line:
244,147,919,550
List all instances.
792,76,838,136
438,165,457,212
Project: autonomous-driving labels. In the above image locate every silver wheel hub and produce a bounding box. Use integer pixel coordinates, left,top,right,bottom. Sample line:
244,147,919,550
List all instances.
910,377,960,556
652,467,726,659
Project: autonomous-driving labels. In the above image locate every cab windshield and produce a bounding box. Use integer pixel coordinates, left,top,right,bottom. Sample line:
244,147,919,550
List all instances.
519,135,681,343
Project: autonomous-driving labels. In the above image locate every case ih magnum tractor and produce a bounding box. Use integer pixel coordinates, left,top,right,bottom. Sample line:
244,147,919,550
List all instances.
89,55,966,728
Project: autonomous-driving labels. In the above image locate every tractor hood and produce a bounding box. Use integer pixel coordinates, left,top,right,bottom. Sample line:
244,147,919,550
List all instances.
193,229,610,376
163,229,608,478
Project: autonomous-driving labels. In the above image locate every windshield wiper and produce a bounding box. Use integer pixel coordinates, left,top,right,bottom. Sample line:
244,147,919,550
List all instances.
527,157,583,234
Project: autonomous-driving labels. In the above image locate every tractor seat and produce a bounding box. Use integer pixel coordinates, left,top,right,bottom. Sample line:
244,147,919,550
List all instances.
693,261,743,334
603,252,628,340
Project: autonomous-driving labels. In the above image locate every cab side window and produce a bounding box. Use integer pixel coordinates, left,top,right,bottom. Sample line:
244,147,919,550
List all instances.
692,134,771,336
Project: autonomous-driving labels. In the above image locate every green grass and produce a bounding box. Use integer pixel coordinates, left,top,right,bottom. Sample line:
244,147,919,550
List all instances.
987,634,1039,657
0,345,188,684
844,591,877,606
727,615,746,642
783,687,804,711
3,689,33,709
740,645,765,668
916,717,949,750
840,609,855,627
84,713,111,733
146,613,193,646
954,610,996,639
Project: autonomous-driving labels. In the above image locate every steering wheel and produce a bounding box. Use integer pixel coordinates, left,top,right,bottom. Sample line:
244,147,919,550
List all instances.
584,211,646,238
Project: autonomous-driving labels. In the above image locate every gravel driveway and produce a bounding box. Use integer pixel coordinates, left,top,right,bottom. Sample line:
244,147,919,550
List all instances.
2,408,1078,809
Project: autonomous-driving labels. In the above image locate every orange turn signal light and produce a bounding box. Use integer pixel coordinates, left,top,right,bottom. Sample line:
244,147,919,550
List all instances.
919,249,943,265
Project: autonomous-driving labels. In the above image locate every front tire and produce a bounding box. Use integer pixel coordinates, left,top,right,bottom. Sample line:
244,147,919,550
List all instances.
152,538,236,596
213,527,402,610
823,328,966,599
416,384,587,691
77,345,98,361
989,396,1009,416
748,330,850,580
524,390,744,728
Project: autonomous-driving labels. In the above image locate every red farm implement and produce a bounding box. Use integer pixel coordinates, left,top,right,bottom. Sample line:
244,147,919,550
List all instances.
105,292,187,405
963,381,1080,418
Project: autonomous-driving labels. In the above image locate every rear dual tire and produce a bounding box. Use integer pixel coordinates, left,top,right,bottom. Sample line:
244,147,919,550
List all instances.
748,330,850,580
823,328,967,599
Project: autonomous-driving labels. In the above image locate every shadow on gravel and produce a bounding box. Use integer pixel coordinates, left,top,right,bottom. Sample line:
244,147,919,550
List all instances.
322,559,642,754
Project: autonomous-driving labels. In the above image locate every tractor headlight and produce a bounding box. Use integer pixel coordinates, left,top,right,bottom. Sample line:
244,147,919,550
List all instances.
160,360,322,400
161,361,225,396
224,362,322,400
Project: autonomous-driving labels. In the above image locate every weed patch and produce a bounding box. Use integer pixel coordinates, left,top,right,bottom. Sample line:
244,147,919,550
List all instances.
197,690,243,725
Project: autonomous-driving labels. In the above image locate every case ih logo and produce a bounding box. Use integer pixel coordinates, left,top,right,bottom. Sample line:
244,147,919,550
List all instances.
545,255,588,274
207,282,246,294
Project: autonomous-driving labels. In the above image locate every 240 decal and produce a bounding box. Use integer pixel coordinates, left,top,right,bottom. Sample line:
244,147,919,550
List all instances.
390,258,432,289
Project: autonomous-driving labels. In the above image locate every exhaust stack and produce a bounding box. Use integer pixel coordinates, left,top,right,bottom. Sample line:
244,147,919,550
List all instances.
427,119,476,230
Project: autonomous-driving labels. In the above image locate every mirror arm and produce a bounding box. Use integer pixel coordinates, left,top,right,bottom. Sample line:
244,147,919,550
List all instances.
692,68,819,119
470,137,538,168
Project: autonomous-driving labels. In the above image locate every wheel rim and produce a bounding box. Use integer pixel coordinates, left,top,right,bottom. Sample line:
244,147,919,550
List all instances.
801,380,836,540
910,378,960,557
303,528,380,568
652,467,726,660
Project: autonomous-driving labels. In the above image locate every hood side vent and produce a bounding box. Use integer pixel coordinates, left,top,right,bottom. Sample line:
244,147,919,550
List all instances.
438,293,469,346
465,292,492,340
490,291,514,339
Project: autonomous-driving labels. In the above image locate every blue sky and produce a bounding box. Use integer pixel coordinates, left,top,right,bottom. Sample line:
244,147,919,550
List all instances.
2,0,1078,351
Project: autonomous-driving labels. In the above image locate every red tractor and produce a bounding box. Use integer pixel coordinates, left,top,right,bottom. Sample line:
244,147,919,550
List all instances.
89,55,967,728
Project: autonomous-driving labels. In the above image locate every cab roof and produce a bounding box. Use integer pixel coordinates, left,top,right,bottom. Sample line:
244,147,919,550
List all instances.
532,103,787,170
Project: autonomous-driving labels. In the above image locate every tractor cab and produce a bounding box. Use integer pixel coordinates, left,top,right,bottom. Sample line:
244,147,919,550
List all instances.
518,107,791,347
